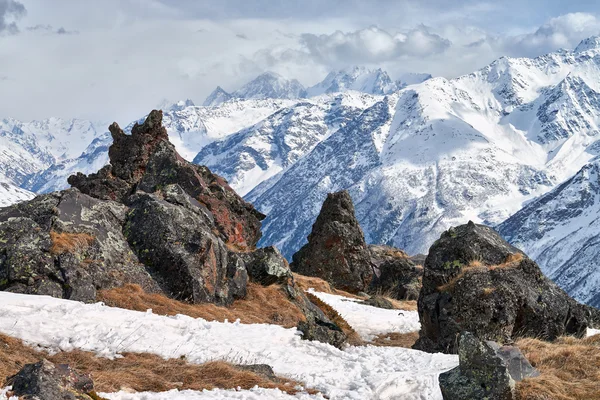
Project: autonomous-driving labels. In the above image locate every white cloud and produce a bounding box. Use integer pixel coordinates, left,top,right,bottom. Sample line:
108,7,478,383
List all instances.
2,1,600,123
504,13,600,56
0,0,25,34
300,26,450,67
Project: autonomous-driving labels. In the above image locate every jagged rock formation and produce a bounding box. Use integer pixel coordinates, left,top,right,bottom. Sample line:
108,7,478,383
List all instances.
439,332,539,400
414,221,600,354
369,245,423,300
68,110,264,249
7,359,97,400
0,110,345,346
291,191,374,293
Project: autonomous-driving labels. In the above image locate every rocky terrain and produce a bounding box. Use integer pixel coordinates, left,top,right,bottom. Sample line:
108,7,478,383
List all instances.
0,110,345,347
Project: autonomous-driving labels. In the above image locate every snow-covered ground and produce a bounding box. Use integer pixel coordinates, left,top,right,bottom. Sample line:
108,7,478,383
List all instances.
0,291,456,400
308,289,420,341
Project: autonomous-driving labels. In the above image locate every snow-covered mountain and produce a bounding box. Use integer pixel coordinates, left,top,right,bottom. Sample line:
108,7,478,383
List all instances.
234,36,600,258
305,66,403,97
0,117,107,195
194,92,380,195
498,159,600,307
0,181,34,208
203,72,306,107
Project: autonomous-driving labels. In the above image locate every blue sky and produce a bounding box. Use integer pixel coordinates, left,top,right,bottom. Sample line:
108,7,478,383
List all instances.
2,0,600,122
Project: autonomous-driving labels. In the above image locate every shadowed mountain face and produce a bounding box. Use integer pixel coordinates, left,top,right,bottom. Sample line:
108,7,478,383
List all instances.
498,159,600,308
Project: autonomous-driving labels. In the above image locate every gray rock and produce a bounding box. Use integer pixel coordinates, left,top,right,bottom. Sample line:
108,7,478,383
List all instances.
241,246,293,286
125,189,247,305
439,332,539,400
291,191,374,293
414,221,600,353
7,359,96,400
369,245,423,300
362,295,395,309
0,189,159,302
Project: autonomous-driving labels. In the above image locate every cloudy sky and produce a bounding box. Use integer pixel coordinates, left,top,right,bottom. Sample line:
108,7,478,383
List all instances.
2,0,600,122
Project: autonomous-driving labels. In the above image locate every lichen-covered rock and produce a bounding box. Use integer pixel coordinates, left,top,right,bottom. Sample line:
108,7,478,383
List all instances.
0,189,158,302
240,246,293,286
414,221,600,353
291,191,373,293
362,295,395,309
124,187,247,305
7,359,97,400
439,332,539,400
369,245,423,300
69,110,264,249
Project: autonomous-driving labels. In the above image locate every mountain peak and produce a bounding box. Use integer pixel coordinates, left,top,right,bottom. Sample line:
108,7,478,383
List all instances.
232,72,306,101
306,66,399,97
203,86,232,107
574,36,600,53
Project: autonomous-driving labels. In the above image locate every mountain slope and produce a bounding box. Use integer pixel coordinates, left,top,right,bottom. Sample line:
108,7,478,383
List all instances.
498,159,600,307
194,92,380,195
242,37,600,259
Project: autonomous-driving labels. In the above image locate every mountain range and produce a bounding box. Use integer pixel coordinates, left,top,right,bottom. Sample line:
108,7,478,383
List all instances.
4,47,600,307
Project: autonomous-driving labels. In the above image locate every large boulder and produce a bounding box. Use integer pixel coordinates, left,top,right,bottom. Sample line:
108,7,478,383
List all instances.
69,110,264,250
414,221,600,353
6,359,97,400
124,187,247,305
369,245,423,300
439,332,539,400
291,191,374,293
0,189,159,302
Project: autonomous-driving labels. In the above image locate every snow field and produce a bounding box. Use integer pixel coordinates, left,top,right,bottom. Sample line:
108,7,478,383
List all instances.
0,291,457,400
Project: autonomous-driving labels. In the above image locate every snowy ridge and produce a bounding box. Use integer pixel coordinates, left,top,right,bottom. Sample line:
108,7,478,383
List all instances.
498,159,600,307
194,92,381,195
0,291,457,400
238,37,600,258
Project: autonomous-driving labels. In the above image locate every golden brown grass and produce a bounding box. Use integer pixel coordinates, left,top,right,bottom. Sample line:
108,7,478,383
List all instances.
369,331,420,348
305,292,362,345
437,253,524,292
50,231,95,255
293,274,365,299
97,282,306,328
0,334,317,395
515,335,600,400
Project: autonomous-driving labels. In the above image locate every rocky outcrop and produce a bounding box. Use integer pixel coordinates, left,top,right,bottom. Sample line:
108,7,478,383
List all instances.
0,110,346,347
439,332,539,400
69,110,264,249
291,191,374,293
0,189,159,302
414,221,600,354
369,245,423,300
6,359,98,400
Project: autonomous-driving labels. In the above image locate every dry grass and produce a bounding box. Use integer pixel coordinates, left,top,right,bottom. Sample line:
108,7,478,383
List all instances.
293,274,365,299
437,253,524,292
489,252,524,270
305,292,362,346
384,298,418,311
97,283,306,328
0,333,317,395
50,230,95,255
515,335,600,400
369,331,420,348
